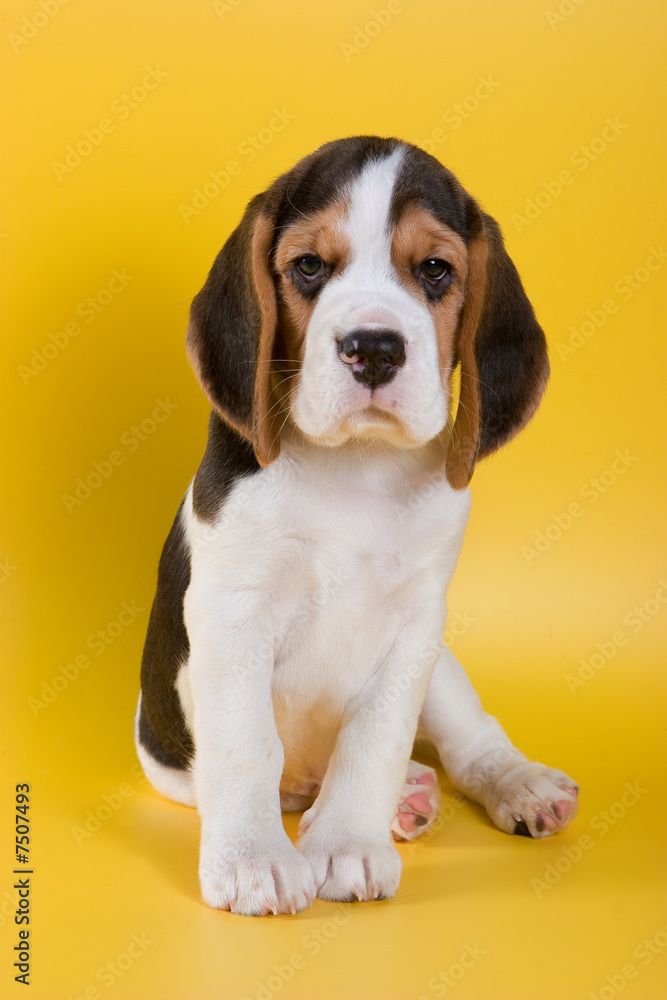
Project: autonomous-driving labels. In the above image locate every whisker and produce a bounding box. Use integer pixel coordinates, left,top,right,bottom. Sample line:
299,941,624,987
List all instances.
386,455,410,491
240,359,302,365
275,406,294,442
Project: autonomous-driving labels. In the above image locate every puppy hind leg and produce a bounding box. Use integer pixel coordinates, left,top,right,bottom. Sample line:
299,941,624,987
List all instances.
418,649,579,839
134,693,196,807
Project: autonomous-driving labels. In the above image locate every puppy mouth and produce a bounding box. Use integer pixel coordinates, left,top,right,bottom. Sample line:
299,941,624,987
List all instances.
343,379,402,416
341,400,414,442
349,403,398,425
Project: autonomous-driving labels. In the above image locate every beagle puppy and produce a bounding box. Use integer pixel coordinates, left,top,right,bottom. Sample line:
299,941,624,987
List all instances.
135,136,579,916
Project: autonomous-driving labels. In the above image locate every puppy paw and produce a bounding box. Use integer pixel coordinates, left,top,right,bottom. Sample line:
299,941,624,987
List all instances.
391,760,441,842
298,835,402,902
485,762,580,838
199,840,316,916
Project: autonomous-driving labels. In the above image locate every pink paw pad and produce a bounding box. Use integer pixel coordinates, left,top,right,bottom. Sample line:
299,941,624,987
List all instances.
551,798,574,822
516,788,580,837
534,796,576,833
391,761,441,843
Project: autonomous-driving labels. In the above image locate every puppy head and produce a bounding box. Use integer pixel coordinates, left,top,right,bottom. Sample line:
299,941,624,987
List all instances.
186,136,549,488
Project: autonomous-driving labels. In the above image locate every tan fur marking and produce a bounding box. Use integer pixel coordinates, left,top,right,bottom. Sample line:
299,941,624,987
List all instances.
251,213,281,466
391,206,468,388
445,235,488,489
273,202,351,365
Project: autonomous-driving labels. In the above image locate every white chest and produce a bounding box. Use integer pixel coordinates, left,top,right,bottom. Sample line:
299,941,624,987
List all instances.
189,446,468,680
184,443,471,782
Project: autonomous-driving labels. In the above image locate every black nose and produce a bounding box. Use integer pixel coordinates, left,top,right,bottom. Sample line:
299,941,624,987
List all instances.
338,329,406,388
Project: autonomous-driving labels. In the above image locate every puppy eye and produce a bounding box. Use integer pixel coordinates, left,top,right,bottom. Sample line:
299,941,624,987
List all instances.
295,255,324,278
419,258,450,282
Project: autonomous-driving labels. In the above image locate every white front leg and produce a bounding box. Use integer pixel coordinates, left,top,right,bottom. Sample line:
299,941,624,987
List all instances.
297,614,443,901
418,646,579,838
186,593,316,916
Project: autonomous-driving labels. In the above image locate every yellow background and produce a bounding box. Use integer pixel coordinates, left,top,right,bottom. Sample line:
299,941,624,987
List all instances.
1,1,665,998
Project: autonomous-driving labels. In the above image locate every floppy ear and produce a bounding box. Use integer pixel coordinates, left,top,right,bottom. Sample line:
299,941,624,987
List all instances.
186,193,281,467
446,203,550,489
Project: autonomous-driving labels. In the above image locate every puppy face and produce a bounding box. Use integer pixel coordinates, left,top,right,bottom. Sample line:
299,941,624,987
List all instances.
187,137,549,487
272,150,468,449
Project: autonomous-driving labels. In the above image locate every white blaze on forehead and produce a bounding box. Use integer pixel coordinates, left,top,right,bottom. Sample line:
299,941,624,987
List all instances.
343,147,406,282
292,142,449,447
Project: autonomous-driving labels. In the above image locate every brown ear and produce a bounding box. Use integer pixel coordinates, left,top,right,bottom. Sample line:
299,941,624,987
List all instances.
186,193,281,467
446,203,549,489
